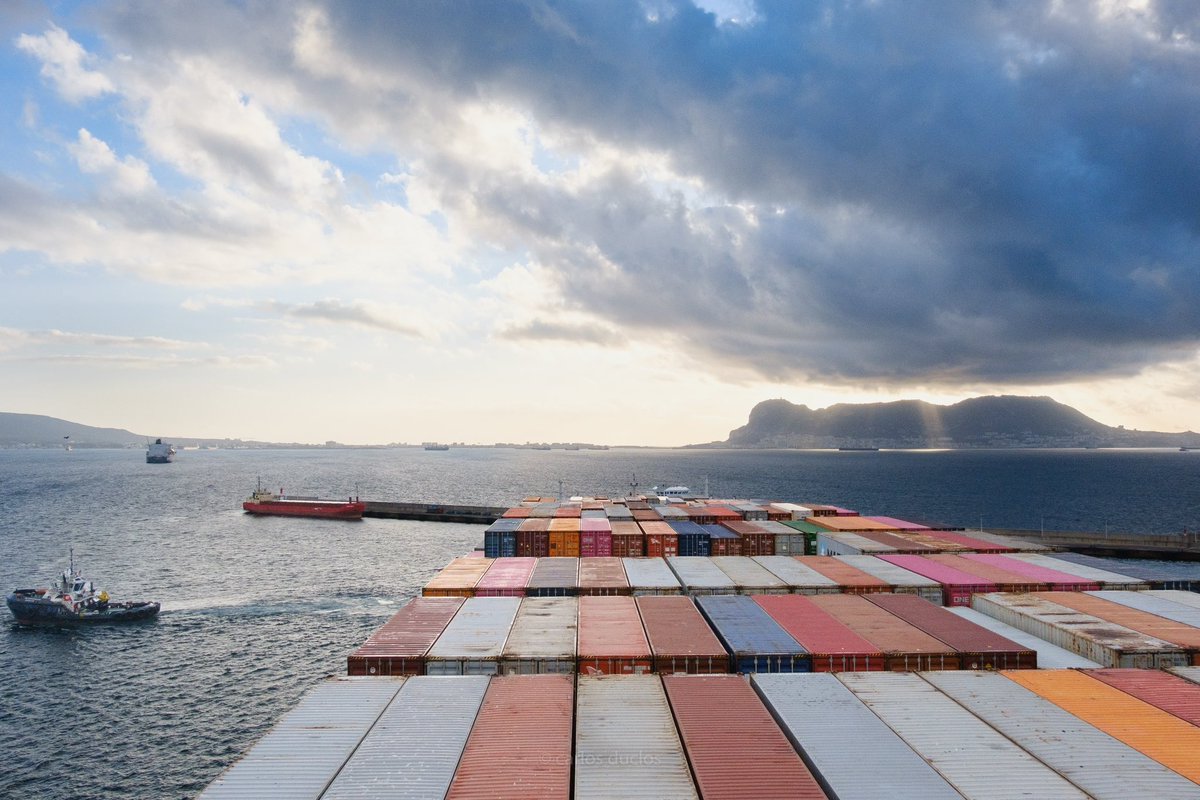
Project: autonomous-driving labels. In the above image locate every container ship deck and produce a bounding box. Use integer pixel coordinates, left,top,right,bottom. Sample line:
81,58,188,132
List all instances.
201,492,1200,798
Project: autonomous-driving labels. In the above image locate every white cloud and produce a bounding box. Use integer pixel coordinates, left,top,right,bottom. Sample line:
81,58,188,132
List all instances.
15,24,114,102
69,129,156,194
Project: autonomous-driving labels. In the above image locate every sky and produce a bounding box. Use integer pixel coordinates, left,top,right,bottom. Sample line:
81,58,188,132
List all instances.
1,0,1197,446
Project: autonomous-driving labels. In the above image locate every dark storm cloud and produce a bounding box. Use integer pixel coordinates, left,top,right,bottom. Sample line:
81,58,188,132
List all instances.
99,1,1200,385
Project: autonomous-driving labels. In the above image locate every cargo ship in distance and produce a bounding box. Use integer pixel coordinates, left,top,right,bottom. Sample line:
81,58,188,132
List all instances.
146,438,175,463
242,480,366,519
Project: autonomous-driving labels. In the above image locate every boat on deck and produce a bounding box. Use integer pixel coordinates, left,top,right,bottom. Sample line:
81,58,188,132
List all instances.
242,481,366,519
6,551,159,625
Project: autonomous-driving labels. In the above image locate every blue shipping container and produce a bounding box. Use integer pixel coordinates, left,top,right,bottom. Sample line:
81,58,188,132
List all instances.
668,521,711,557
695,595,811,673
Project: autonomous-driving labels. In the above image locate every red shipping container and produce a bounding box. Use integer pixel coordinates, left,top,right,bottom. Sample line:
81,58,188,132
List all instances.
553,505,581,518
662,675,827,799
641,521,678,558
1085,668,1200,726
637,595,729,674
346,597,464,676
798,556,890,594
808,593,961,671
502,506,532,519
865,592,1036,670
446,675,573,800
578,557,631,596
632,508,663,521
926,553,1048,593
754,595,884,672
577,596,653,675
876,555,998,606
474,557,538,597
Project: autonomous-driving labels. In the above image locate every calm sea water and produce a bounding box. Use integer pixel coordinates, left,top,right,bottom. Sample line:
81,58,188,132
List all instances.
2,446,1198,799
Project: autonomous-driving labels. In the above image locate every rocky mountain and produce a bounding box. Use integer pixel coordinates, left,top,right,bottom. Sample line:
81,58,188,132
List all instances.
714,396,1200,449
0,413,148,448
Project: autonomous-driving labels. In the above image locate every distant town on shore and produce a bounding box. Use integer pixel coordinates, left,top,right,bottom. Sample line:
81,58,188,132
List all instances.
2,395,1198,451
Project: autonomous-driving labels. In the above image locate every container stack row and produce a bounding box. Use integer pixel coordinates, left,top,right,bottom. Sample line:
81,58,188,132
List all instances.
202,669,1200,799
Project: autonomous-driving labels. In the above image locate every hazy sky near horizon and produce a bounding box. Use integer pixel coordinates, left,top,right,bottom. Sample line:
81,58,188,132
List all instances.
1,0,1198,445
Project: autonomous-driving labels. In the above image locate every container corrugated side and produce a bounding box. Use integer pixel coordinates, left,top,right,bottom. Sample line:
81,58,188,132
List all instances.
425,597,521,675
924,671,1200,800
636,595,729,673
525,557,579,597
961,553,1100,591
754,595,884,672
321,676,490,800
577,595,653,675
694,594,811,673
1032,590,1200,663
839,672,1089,800
500,597,577,674
446,675,573,800
1087,589,1200,632
663,675,827,799
752,556,841,594
925,553,1049,593
577,557,631,596
423,557,495,597
347,597,465,676
1084,668,1200,727
1005,669,1200,783
946,607,1103,668
752,674,962,800
575,676,698,800
807,594,960,671
198,677,404,799
622,557,683,595
1004,553,1149,590
877,555,998,605
711,555,790,594
865,592,1037,670
666,556,737,594
835,555,943,604
971,592,1189,668
473,557,537,597
797,556,891,593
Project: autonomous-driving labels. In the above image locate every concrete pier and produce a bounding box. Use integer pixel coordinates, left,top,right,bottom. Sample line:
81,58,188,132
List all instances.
989,528,1200,561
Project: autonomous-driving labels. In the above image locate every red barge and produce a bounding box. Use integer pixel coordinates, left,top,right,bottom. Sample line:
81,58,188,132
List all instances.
243,482,366,520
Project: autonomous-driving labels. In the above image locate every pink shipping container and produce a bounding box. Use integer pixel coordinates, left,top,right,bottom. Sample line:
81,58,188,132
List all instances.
754,595,884,672
577,596,653,675
662,675,828,799
580,518,613,557
961,553,1101,591
346,596,464,676
446,675,573,800
918,530,1015,552
878,555,999,606
474,557,537,597
1084,668,1200,727
926,553,1048,593
577,557,631,596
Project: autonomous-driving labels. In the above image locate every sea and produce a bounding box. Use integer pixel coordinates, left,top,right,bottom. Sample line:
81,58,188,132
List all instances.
2,446,1198,799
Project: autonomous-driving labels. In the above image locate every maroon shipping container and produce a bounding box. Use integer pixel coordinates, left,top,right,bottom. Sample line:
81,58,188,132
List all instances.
517,518,551,558
753,595,884,672
808,594,961,671
1084,668,1200,726
721,521,775,556
642,521,679,559
474,557,538,597
446,675,573,800
636,595,729,674
631,508,663,522
577,595,653,675
662,675,827,799
865,592,1037,669
346,596,464,676
849,530,939,553
798,556,890,594
610,520,645,558
927,553,1048,593
919,530,1015,552
683,506,718,525
578,557,631,596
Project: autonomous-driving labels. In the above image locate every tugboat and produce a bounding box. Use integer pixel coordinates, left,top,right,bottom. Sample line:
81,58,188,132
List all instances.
242,479,366,519
6,550,160,625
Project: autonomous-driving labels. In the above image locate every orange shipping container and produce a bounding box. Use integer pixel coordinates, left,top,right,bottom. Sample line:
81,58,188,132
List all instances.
1033,591,1200,664
798,557,890,594
422,557,495,597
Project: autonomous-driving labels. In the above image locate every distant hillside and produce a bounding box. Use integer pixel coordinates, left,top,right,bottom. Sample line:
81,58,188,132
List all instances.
0,413,150,448
711,396,1200,449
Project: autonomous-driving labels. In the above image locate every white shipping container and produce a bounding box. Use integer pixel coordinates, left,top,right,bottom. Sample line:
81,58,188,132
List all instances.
752,556,840,594
946,607,1103,669
622,557,683,595
500,597,578,674
666,556,737,595
1087,589,1200,628
1168,666,1200,685
322,676,490,800
574,676,698,800
958,530,1054,551
769,503,813,520
1004,553,1149,589
710,556,789,594
1155,590,1200,611
816,532,895,556
425,597,521,675
199,678,405,799
970,593,1189,669
752,674,963,800
835,555,944,604
772,532,807,556
923,671,1200,800
838,672,1090,800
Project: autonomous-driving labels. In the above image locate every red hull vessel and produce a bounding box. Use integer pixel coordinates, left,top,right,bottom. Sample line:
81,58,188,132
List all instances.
243,483,366,519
